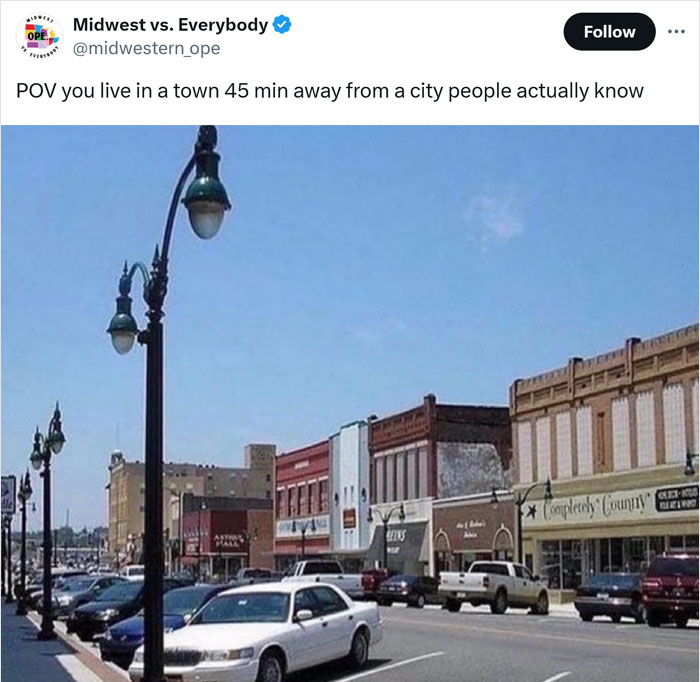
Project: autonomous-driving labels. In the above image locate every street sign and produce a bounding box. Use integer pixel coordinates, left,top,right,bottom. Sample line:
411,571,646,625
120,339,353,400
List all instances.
1,475,16,515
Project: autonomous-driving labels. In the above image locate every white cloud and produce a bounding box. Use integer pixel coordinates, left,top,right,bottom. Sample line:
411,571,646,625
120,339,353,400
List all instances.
463,193,525,249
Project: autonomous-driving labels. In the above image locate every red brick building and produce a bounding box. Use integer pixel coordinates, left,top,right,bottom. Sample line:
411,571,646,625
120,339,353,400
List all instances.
274,440,331,569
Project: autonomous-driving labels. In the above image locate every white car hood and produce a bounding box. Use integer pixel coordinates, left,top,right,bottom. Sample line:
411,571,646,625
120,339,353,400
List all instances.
164,622,289,651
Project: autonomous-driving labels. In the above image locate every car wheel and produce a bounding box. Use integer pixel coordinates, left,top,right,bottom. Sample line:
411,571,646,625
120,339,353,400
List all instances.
256,651,285,682
634,605,646,625
414,594,426,609
490,590,508,615
674,616,689,629
646,610,661,628
535,591,549,615
611,614,622,623
446,599,461,613
580,612,593,622
347,630,369,670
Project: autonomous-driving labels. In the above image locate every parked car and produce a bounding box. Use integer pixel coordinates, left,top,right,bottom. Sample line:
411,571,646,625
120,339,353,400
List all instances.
376,574,441,608
50,574,125,618
237,567,273,582
642,552,699,628
361,568,395,600
128,582,383,682
121,565,145,581
282,560,364,600
100,584,229,669
439,561,549,615
68,577,181,641
574,573,645,623
25,569,89,610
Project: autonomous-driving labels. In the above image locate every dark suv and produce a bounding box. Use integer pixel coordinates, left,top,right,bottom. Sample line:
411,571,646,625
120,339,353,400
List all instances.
642,552,699,628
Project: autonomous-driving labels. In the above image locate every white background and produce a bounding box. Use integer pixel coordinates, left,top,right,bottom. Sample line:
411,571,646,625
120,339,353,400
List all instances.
0,0,698,124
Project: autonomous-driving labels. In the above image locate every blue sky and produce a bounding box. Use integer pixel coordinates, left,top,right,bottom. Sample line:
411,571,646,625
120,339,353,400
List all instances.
1,125,698,528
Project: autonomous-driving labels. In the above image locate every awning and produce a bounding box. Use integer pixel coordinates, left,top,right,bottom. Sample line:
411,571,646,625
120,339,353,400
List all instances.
366,522,429,571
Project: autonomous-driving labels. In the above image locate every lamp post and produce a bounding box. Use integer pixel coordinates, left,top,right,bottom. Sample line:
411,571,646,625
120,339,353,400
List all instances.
15,472,33,615
684,451,699,476
197,500,207,582
29,403,66,640
367,503,405,570
291,519,316,560
242,528,259,569
491,479,553,564
3,514,13,603
1,517,6,598
106,125,230,682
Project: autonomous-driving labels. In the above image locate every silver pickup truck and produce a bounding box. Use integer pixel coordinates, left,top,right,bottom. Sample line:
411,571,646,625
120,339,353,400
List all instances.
438,560,549,615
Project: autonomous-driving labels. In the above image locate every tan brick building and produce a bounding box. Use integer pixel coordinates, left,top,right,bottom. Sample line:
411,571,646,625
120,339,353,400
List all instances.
107,444,275,567
510,324,699,598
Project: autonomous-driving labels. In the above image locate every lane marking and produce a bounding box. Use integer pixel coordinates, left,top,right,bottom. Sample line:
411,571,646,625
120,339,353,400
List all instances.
57,654,104,682
334,651,445,682
541,673,572,682
384,616,698,654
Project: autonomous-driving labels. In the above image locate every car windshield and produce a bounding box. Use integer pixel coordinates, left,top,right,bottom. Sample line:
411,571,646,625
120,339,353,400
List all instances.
61,578,96,592
97,581,142,601
586,574,639,589
164,588,212,616
647,558,699,578
386,574,415,584
192,592,290,624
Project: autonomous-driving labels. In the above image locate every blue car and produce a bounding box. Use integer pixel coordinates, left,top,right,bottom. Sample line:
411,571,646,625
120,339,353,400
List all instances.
98,584,227,669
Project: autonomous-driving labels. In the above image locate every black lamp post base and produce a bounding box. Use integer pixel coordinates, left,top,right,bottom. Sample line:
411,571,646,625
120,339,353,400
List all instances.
37,626,57,640
15,602,28,616
5,595,15,604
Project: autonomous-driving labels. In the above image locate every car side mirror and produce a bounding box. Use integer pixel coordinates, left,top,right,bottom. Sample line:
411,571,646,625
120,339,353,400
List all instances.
294,609,314,623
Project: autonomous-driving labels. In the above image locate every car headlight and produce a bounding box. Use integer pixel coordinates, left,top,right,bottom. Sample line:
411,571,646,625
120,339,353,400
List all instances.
200,648,254,662
100,608,119,620
133,649,144,663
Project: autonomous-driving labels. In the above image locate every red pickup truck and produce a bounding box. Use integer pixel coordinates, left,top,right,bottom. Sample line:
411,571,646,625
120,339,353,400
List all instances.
642,551,699,628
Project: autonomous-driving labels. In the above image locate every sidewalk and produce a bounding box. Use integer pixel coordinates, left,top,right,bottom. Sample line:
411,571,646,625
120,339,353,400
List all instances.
1,603,122,682
1,602,77,682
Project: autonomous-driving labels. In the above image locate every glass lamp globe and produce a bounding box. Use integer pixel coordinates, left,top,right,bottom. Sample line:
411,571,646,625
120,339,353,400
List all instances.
107,311,138,355
30,449,43,471
49,431,65,455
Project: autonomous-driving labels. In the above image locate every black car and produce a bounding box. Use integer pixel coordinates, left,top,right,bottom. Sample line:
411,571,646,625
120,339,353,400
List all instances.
67,578,180,641
50,575,125,618
376,574,442,608
575,573,645,623
99,584,229,669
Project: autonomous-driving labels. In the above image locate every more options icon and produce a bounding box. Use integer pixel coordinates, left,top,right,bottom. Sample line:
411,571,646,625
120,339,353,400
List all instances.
564,13,656,50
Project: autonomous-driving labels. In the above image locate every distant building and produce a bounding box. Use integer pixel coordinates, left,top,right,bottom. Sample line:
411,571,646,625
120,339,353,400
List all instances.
510,324,699,596
179,494,274,579
329,421,371,571
107,443,275,567
274,440,330,570
368,394,511,576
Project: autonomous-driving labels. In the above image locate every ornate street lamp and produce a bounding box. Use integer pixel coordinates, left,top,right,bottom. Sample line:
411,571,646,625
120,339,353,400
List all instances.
3,513,13,604
291,519,316,560
29,403,66,639
492,479,553,563
106,126,230,682
15,471,33,615
197,500,208,582
367,503,406,570
684,451,699,477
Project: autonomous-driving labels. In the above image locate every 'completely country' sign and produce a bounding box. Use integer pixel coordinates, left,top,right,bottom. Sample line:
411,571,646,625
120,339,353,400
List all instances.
522,483,699,529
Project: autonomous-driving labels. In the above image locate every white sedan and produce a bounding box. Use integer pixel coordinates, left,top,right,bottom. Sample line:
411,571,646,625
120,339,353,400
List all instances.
128,581,383,682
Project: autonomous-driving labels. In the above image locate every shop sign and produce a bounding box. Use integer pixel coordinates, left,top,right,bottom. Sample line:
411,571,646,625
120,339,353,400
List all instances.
1,476,16,515
212,532,248,550
455,518,486,540
276,514,329,538
342,508,357,529
655,485,699,513
522,483,698,529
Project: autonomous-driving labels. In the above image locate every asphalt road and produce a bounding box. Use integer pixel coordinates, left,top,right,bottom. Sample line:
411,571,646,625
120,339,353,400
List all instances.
296,605,699,682
37,603,699,682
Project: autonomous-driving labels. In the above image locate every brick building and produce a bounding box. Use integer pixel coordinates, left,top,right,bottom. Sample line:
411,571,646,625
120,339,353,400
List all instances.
367,394,511,576
510,324,699,598
274,440,331,569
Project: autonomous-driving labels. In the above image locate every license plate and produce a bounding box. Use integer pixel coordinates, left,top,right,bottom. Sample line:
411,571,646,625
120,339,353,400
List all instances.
596,592,609,599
